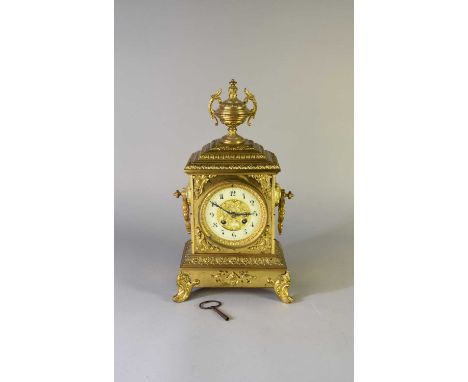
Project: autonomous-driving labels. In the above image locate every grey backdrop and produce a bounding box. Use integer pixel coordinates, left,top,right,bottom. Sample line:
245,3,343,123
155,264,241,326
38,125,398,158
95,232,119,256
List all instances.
115,0,353,381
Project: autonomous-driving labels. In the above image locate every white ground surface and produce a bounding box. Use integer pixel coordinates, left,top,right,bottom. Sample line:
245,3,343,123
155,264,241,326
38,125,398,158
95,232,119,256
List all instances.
115,226,353,382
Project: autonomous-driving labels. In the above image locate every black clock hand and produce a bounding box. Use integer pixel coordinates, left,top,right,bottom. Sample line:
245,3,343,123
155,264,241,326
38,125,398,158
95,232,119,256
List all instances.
235,212,254,217
230,211,256,217
211,201,255,217
210,201,237,216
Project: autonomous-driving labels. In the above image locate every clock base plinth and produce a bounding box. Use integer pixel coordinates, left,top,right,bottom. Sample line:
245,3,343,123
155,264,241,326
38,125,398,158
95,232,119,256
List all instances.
172,240,294,303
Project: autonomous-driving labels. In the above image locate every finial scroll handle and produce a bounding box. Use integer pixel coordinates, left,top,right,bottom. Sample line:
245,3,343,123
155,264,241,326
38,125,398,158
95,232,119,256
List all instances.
208,89,222,126
243,88,257,126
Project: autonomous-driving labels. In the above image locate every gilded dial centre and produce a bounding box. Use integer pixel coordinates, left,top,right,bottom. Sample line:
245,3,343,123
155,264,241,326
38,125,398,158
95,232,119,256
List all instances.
216,199,251,231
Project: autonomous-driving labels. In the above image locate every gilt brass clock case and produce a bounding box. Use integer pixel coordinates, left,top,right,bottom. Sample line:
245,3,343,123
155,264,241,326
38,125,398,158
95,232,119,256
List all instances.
172,80,295,304
199,181,268,249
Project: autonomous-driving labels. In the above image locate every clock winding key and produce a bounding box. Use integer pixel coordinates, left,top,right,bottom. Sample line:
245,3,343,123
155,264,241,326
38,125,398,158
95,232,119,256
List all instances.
199,300,230,321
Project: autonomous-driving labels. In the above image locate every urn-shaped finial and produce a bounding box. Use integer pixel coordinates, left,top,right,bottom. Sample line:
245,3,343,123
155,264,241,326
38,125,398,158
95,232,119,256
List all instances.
208,79,257,145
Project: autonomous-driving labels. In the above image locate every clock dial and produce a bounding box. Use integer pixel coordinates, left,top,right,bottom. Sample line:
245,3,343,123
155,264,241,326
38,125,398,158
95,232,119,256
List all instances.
200,183,267,247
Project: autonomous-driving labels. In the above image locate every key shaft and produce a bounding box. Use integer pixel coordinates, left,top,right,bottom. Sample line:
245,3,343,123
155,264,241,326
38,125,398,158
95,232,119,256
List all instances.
212,307,230,321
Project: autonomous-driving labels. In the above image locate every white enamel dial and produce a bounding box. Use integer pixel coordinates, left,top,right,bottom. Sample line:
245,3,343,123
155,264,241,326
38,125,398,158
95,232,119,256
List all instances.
200,183,267,247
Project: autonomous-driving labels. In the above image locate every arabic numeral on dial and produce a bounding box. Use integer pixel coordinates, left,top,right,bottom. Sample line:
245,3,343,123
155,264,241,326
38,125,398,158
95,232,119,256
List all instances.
230,190,236,196
219,194,224,200
251,222,254,228
250,200,255,206
209,212,214,217
232,232,237,238
254,211,258,216
213,222,218,228
242,193,246,199
221,230,224,235
244,229,248,234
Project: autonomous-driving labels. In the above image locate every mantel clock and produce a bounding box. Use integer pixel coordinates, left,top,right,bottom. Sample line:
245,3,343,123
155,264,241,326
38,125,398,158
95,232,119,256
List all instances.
173,80,294,303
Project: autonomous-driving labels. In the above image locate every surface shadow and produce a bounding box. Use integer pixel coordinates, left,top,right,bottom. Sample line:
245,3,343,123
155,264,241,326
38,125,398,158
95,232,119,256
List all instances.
284,220,354,299
190,286,280,302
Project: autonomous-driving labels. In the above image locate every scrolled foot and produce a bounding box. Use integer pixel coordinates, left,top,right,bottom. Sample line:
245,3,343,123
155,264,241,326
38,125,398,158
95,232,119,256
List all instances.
268,271,294,304
172,271,200,303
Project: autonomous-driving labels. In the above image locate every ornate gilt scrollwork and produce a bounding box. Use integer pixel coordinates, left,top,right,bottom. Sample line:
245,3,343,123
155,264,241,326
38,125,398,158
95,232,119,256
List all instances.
185,164,280,171
172,271,200,302
174,188,191,233
248,225,271,253
193,174,216,199
267,271,294,303
248,174,271,197
184,255,283,267
212,270,257,286
195,227,220,252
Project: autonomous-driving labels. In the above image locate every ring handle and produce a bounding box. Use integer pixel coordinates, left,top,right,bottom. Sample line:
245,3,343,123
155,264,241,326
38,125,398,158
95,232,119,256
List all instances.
174,189,191,233
243,88,257,126
278,189,294,234
208,89,222,126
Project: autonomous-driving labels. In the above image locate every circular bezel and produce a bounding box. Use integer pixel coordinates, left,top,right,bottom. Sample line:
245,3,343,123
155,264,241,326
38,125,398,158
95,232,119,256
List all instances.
199,182,267,248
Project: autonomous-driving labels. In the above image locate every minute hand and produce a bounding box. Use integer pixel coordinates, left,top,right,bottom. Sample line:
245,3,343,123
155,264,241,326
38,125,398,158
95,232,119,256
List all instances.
211,202,254,217
210,201,237,215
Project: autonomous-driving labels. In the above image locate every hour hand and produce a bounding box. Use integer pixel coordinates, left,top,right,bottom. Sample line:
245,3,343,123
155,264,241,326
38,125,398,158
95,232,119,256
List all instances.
231,211,255,217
